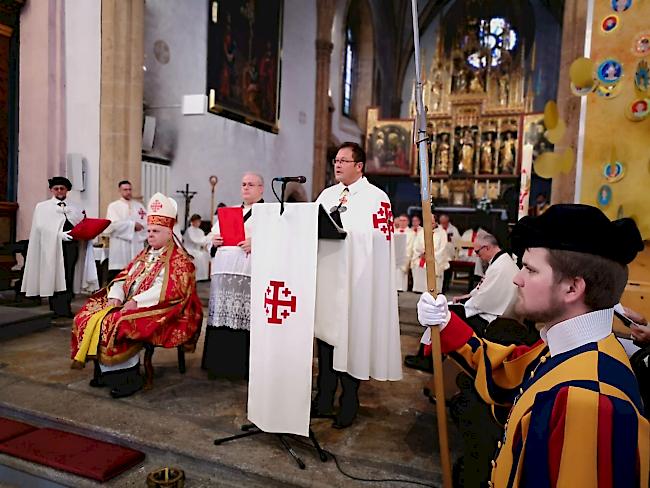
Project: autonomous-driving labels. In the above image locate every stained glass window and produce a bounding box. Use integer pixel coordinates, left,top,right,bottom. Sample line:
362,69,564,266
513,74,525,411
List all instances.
467,17,517,70
342,26,355,116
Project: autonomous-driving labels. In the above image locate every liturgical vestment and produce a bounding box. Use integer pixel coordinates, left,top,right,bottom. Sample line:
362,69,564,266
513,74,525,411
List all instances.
22,197,96,297
105,198,147,271
315,177,402,381
439,309,649,487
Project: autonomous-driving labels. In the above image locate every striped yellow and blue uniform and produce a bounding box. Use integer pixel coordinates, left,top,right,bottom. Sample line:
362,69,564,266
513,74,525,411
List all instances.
439,312,650,488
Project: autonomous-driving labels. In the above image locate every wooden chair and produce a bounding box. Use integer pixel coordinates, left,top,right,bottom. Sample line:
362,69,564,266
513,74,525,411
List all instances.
142,344,190,390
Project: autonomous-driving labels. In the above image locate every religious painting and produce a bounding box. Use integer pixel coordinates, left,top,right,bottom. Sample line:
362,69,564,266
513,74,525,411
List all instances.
365,121,413,175
206,0,283,133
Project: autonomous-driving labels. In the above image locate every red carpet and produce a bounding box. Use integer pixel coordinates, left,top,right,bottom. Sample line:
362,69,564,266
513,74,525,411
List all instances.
0,421,145,482
0,417,37,442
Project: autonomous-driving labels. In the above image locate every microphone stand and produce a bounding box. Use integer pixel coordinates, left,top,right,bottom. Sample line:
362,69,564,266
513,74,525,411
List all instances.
280,181,287,215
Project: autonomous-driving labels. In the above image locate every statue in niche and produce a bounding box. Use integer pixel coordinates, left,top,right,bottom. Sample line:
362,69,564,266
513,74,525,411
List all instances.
459,129,475,174
480,133,495,174
430,181,441,198
488,182,500,200
429,66,444,111
500,132,516,173
454,63,469,93
440,181,450,199
498,73,510,106
475,182,487,199
469,71,484,93
435,133,451,174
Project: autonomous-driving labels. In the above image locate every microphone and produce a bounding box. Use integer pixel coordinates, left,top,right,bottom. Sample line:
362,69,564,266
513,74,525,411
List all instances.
273,176,307,183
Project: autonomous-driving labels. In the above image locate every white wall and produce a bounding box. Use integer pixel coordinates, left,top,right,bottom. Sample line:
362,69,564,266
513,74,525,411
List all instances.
64,0,101,218
144,0,316,224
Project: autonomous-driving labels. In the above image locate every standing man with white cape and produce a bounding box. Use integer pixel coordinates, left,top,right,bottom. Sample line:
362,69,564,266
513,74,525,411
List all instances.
313,142,402,429
21,176,96,318
104,180,147,282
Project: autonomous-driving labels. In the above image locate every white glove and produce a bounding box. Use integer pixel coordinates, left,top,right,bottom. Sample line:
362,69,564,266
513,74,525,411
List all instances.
417,292,451,330
59,230,73,242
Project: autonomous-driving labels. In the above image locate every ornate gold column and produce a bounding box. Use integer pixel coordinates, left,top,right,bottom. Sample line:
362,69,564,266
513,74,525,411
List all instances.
551,0,587,204
311,0,336,200
99,0,144,215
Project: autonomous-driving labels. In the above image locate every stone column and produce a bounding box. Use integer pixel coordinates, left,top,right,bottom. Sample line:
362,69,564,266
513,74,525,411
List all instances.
99,0,144,215
551,0,587,204
311,0,336,200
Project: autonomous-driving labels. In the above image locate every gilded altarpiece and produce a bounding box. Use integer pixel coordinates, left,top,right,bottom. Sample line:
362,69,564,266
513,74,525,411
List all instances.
367,24,537,209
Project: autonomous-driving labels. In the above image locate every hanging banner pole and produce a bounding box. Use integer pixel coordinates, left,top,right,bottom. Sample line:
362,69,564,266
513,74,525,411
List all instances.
410,1,452,486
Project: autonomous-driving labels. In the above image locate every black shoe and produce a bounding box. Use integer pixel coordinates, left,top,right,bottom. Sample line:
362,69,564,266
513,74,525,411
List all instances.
110,374,144,399
310,400,335,419
89,377,107,388
404,354,433,373
332,417,354,429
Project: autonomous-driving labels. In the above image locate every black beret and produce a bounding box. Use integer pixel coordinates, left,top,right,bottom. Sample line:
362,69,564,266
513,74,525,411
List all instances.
48,176,72,190
511,204,643,265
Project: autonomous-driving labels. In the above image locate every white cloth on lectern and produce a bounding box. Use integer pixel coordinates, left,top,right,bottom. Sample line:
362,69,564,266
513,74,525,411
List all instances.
314,177,402,381
248,202,319,436
105,198,147,271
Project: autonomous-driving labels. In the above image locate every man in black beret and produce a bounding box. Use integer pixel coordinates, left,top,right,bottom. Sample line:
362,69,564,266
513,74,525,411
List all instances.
22,176,86,319
417,204,648,487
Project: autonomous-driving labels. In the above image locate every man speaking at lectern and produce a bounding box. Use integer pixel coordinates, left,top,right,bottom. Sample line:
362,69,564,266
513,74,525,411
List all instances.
313,142,402,428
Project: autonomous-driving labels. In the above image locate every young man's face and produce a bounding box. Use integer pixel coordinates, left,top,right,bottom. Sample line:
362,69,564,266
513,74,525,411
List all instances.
50,185,68,201
412,216,421,229
119,184,133,200
513,248,566,325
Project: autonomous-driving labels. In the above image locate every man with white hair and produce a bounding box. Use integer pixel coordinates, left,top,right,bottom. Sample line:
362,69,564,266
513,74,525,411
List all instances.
203,171,264,379
405,229,518,371
71,192,203,398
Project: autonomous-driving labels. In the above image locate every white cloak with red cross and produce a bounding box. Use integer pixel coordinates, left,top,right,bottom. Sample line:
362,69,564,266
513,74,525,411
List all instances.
315,177,402,381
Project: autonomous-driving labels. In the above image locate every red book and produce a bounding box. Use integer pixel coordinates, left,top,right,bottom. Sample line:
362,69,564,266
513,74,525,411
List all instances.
217,207,245,246
69,218,111,241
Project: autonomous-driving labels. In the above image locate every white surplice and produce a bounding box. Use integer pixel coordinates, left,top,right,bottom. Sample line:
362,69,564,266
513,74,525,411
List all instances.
104,198,147,271
464,250,520,323
21,197,97,296
393,227,412,291
315,177,402,381
411,227,450,293
183,226,210,281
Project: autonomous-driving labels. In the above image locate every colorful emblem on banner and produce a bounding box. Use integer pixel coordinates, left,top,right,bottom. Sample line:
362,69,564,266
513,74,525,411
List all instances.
632,32,650,56
611,0,632,12
603,161,625,182
372,202,394,241
601,14,619,34
597,185,613,207
625,98,650,121
635,60,650,93
264,280,297,325
594,81,622,98
597,59,623,84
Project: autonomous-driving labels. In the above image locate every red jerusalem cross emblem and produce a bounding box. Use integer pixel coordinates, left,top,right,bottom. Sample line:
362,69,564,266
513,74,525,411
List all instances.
372,202,394,241
138,208,147,219
264,280,297,325
150,200,163,212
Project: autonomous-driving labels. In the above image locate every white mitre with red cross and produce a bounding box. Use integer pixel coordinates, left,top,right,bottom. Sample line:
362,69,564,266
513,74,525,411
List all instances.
147,192,177,229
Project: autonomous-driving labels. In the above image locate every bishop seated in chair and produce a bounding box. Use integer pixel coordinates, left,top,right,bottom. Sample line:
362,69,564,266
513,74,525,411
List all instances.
70,192,203,398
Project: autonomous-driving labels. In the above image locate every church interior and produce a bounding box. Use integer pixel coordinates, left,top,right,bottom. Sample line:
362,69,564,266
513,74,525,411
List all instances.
0,0,648,486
